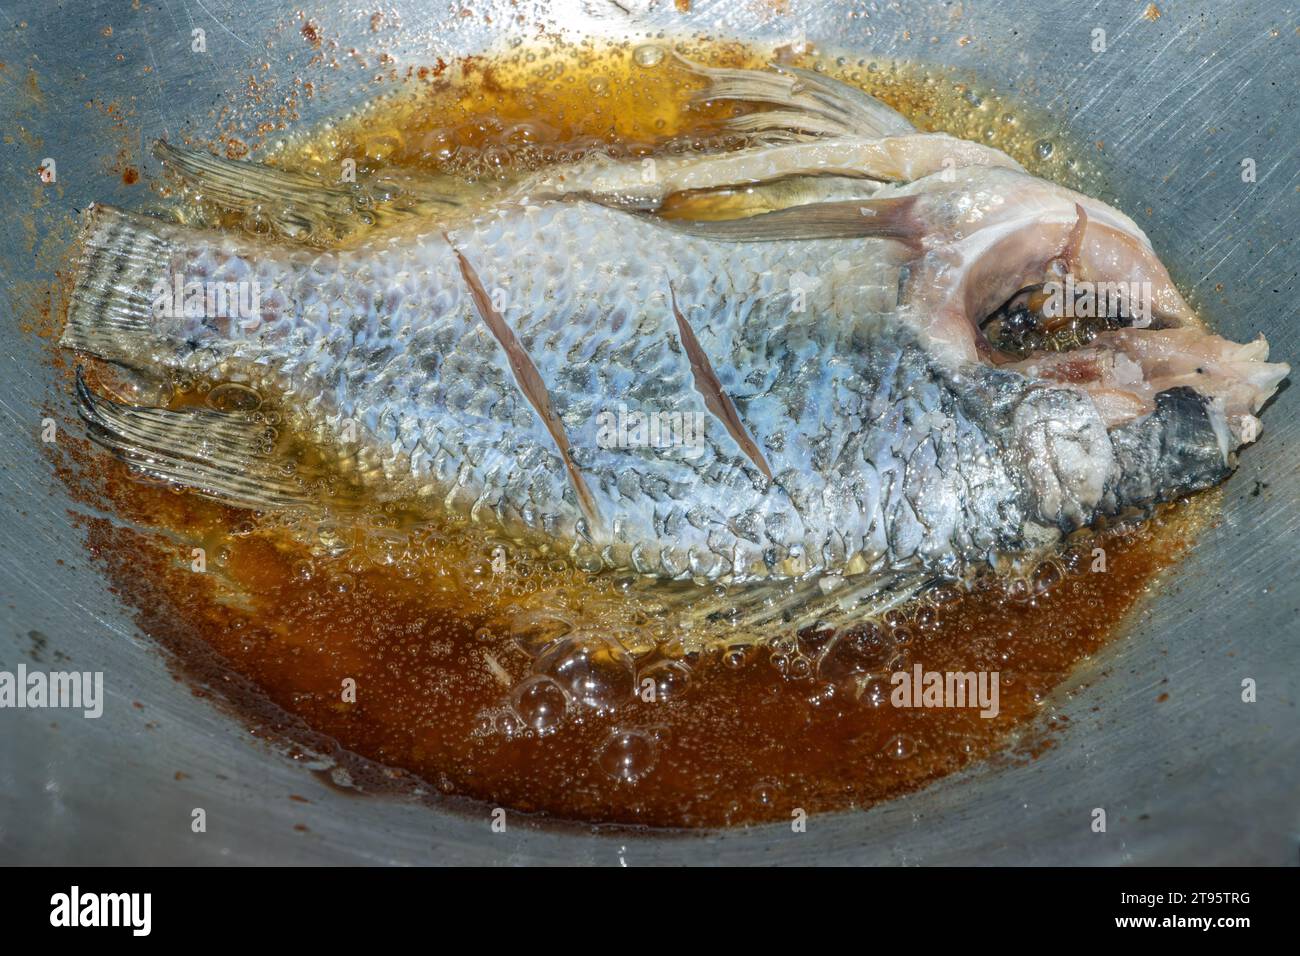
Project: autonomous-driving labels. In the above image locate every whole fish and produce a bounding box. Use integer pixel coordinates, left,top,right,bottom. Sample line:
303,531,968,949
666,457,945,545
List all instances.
63,60,1287,604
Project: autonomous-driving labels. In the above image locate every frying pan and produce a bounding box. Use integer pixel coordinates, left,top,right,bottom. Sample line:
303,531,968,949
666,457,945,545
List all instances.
1,0,1296,865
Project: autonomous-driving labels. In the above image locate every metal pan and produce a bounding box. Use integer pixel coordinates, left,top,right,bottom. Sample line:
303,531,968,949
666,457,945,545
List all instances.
1,0,1295,864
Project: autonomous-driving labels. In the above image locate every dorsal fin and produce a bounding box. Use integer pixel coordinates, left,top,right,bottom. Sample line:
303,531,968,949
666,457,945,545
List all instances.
676,56,915,142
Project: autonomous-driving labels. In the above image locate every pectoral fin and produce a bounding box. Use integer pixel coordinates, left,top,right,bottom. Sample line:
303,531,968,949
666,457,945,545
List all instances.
650,196,923,248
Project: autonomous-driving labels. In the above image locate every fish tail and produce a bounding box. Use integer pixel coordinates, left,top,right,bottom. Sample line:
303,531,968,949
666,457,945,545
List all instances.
60,203,176,363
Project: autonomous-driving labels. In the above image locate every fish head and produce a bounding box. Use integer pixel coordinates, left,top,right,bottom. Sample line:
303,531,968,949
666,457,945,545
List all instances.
896,166,1288,527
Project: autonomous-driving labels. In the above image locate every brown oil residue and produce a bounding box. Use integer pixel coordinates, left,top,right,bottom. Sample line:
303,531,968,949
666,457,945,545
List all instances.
52,40,1200,829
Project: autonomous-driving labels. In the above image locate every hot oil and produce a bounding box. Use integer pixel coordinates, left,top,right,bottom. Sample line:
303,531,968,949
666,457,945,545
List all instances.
65,40,1205,829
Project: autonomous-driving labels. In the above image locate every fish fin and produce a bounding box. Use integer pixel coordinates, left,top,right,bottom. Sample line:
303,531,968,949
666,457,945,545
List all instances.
656,175,883,221
720,570,933,642
602,569,934,653
648,196,923,249
515,136,1020,215
153,141,471,245
75,367,313,510
677,56,915,142
60,204,175,363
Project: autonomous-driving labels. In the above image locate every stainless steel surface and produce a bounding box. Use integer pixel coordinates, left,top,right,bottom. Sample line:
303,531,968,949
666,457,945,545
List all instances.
1,0,1296,865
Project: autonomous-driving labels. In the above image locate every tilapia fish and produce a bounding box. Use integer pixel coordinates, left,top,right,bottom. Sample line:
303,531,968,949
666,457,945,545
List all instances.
62,61,1287,608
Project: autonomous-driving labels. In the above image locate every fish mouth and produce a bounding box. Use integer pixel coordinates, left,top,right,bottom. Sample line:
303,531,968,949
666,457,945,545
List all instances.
1001,327,1288,448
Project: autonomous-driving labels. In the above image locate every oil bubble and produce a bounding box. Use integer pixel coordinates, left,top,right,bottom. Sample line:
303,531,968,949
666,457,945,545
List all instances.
102,367,173,406
418,529,451,559
646,724,672,744
638,659,692,702
509,608,575,657
1035,139,1054,160
598,729,658,782
494,711,522,737
573,549,604,574
722,645,748,669
1005,576,1032,603
913,604,939,630
633,45,664,68
884,733,916,759
859,678,888,708
1058,548,1086,575
806,680,839,711
928,584,961,606
534,632,636,710
818,624,890,682
457,557,497,593
796,623,835,657
206,382,262,413
510,675,568,733
751,779,782,807
363,528,410,566
1033,560,1062,596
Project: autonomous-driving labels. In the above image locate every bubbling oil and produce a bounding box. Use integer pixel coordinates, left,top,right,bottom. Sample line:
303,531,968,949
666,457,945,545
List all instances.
63,40,1206,829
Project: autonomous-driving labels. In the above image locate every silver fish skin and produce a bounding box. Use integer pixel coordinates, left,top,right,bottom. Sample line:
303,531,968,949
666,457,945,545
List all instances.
61,65,1287,587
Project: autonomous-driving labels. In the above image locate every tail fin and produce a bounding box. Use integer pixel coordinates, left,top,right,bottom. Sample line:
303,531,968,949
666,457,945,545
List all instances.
61,204,175,363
